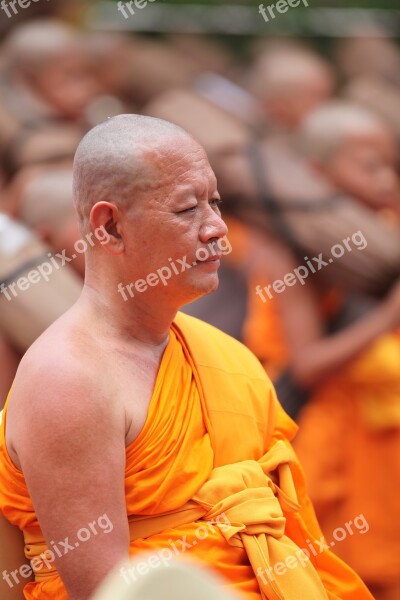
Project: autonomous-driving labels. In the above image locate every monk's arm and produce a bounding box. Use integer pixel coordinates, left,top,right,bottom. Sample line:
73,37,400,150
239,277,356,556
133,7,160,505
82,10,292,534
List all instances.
10,362,129,600
253,233,400,388
279,278,400,388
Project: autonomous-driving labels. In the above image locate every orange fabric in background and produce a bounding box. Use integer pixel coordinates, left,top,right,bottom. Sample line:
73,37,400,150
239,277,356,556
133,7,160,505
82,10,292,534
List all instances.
244,272,290,381
244,285,400,589
244,274,344,382
222,214,252,271
0,313,372,599
294,336,400,587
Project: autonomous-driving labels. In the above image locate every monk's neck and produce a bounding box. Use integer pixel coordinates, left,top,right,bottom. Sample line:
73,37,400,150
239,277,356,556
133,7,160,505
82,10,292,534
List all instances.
77,283,177,347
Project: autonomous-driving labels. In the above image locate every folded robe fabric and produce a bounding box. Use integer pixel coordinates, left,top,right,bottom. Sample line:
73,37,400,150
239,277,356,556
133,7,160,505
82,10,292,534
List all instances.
0,313,373,599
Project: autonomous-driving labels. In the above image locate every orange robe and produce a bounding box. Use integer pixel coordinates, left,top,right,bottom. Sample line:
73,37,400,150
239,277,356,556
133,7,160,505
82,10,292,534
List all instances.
0,313,372,599
244,284,400,590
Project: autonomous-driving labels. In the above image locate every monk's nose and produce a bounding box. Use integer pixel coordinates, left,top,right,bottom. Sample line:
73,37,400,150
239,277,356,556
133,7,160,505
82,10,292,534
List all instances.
199,209,228,244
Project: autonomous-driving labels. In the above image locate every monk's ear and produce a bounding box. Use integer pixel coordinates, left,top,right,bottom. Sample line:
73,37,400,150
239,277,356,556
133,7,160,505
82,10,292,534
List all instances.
89,202,124,255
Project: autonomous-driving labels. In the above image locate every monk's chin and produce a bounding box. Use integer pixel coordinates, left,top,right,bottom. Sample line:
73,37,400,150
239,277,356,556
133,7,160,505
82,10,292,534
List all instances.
201,279,220,297
188,276,220,300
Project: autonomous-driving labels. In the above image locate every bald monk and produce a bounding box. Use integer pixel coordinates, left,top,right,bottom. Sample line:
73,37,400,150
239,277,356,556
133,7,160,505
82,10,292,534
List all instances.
247,44,335,132
12,168,86,277
297,101,400,218
0,19,99,124
0,115,372,600
1,123,82,184
292,103,400,599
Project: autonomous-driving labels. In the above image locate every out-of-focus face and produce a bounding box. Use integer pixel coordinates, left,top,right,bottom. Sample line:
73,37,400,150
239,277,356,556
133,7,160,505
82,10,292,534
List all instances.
266,70,334,129
35,51,100,120
323,129,400,211
119,136,229,307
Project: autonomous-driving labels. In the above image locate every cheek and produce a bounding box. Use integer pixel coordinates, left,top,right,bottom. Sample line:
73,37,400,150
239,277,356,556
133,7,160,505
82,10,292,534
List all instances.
39,74,95,113
329,156,366,190
127,211,199,259
161,230,196,261
52,83,84,107
343,170,372,194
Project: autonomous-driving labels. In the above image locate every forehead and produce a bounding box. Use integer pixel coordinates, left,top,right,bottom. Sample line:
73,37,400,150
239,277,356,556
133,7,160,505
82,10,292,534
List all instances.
147,137,217,195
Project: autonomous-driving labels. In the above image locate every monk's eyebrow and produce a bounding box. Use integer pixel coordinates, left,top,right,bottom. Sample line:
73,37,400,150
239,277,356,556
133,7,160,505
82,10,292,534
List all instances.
193,178,219,201
167,186,196,211
168,175,219,209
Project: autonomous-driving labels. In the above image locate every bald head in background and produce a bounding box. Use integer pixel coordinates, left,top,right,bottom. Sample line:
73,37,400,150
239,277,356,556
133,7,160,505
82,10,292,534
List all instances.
20,170,74,229
297,101,400,213
248,46,335,130
15,169,85,276
2,19,98,122
4,19,77,75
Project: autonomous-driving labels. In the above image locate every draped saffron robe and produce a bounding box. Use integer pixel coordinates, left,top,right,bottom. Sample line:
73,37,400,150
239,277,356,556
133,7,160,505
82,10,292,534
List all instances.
0,313,373,599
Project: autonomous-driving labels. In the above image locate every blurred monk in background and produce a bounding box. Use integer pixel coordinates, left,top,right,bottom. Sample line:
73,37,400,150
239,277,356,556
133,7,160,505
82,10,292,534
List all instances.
0,19,99,125
298,101,400,219
248,43,336,133
243,101,400,600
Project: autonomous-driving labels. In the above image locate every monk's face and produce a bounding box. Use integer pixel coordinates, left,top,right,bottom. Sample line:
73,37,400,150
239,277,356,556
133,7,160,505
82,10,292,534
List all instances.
323,129,400,212
121,137,229,306
34,52,99,120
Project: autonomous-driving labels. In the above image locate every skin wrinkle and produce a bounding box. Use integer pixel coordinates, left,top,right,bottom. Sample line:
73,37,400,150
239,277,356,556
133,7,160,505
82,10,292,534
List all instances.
142,147,219,231
147,146,212,201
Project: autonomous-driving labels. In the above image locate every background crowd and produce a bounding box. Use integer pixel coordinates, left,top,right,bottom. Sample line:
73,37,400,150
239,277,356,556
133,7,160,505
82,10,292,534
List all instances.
0,1,399,598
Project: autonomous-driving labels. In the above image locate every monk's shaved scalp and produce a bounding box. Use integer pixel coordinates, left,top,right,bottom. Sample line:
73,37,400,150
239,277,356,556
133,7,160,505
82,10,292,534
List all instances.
21,170,74,230
249,47,334,100
3,19,78,77
297,101,387,163
73,114,189,228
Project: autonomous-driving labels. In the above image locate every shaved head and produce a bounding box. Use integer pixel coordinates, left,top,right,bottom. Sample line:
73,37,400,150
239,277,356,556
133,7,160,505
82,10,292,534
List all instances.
73,114,190,229
248,47,335,129
297,101,389,163
20,170,74,230
249,47,334,100
297,101,399,211
73,113,226,305
3,19,78,78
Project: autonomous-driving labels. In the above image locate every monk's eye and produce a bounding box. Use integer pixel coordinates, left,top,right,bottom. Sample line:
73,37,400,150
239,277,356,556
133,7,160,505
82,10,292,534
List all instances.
177,205,197,214
210,198,223,209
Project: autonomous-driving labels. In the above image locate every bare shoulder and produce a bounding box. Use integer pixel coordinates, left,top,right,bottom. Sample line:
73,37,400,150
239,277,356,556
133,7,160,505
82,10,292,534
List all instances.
6,313,124,464
11,315,104,409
